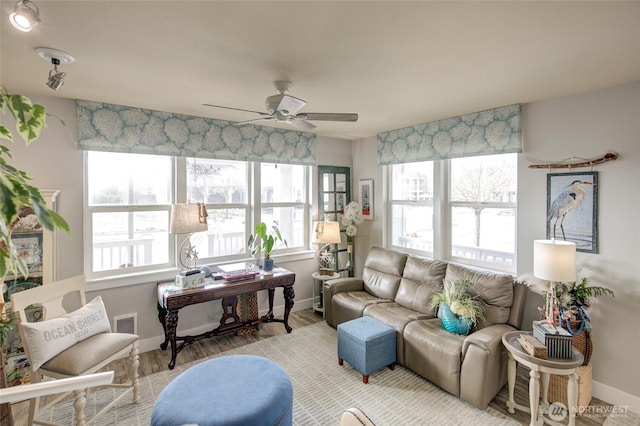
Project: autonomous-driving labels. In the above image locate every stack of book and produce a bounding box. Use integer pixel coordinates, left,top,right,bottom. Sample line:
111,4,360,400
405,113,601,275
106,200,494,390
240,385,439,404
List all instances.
218,262,260,281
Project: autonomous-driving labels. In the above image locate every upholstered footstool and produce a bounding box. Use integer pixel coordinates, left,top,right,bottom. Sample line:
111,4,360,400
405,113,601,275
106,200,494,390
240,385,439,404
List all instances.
337,316,396,384
151,354,293,426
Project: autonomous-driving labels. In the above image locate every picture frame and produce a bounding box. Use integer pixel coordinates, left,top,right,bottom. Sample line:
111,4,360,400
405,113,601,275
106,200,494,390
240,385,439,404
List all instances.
359,179,374,220
546,171,598,253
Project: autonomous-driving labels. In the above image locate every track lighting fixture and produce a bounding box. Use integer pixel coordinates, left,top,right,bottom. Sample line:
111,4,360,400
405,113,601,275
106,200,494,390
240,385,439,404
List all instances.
35,48,75,92
10,0,40,32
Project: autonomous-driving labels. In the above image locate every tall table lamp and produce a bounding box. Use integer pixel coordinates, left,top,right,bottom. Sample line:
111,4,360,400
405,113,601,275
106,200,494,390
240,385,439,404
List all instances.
533,239,576,325
312,221,341,276
170,203,208,273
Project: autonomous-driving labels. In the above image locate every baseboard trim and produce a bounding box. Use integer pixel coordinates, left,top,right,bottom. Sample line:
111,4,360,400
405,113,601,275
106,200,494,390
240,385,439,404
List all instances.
593,380,640,415
138,297,313,354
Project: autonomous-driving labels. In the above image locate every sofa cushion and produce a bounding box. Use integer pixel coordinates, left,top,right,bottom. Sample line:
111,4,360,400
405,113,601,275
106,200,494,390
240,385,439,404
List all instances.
444,263,513,329
394,256,447,315
331,291,391,325
362,247,407,299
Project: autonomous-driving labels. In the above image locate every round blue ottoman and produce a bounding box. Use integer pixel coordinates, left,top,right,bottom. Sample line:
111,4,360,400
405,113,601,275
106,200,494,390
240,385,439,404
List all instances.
151,355,293,426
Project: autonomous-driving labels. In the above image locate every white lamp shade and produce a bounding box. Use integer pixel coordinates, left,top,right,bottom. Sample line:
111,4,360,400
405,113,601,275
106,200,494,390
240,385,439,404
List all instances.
169,203,208,234
312,221,341,244
533,239,576,282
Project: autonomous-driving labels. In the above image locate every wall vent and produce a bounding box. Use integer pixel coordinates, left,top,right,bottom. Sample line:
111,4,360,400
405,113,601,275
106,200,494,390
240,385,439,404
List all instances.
113,313,137,335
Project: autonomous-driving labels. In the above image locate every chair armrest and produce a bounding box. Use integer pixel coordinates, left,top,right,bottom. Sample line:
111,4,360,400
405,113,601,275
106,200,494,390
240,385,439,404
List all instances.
323,278,364,327
462,324,515,357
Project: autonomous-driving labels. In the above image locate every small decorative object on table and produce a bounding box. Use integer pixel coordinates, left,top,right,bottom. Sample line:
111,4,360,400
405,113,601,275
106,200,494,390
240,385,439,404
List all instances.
175,271,206,289
518,333,548,359
429,279,484,336
532,320,573,359
247,221,287,272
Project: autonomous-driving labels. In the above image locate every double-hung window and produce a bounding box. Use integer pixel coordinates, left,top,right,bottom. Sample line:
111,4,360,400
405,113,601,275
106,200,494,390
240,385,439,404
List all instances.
86,152,310,282
388,153,516,272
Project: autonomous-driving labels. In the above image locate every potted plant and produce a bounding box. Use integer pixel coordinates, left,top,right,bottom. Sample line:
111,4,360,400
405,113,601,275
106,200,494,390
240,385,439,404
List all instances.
429,279,485,335
247,221,287,271
553,277,614,364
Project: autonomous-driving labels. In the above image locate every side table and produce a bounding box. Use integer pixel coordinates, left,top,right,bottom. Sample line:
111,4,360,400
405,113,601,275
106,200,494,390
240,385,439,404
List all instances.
502,331,584,426
311,271,340,316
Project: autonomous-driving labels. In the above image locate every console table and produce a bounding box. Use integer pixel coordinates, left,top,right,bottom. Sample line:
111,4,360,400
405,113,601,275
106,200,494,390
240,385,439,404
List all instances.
157,268,296,369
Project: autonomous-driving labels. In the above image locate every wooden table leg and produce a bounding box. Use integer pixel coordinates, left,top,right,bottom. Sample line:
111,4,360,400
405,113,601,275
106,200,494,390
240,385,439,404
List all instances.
506,352,516,414
158,302,169,350
166,310,179,370
283,285,295,333
529,369,540,426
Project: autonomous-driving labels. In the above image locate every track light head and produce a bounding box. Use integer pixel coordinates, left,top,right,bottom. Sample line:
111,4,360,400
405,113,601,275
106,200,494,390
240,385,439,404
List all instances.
10,0,41,32
35,48,75,92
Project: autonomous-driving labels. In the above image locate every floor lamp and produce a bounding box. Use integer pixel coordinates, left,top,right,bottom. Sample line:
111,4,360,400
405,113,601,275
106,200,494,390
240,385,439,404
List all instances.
170,203,208,274
533,239,576,325
312,221,341,276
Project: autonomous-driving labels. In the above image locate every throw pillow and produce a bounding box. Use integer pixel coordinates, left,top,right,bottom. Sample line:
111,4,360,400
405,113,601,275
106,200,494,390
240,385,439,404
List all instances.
20,296,112,370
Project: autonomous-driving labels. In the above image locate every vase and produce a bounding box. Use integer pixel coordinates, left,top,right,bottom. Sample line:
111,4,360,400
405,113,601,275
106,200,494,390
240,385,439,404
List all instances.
439,303,472,335
262,258,274,272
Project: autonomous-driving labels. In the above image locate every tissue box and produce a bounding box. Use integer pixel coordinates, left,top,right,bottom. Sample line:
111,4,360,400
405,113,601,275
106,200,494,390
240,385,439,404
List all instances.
175,272,206,289
533,321,573,359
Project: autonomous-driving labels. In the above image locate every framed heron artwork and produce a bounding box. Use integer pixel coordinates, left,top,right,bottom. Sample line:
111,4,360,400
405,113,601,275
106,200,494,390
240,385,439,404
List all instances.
546,171,598,253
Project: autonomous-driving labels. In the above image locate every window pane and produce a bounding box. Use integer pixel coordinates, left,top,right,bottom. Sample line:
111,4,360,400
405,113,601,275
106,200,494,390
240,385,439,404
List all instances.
88,152,171,206
451,154,516,203
391,204,433,252
187,158,247,204
451,207,515,266
261,163,304,203
261,207,304,248
392,162,433,200
192,208,246,258
92,211,169,271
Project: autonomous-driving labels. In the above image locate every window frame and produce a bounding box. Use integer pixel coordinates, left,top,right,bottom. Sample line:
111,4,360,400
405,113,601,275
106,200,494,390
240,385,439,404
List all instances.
386,154,517,273
84,152,312,287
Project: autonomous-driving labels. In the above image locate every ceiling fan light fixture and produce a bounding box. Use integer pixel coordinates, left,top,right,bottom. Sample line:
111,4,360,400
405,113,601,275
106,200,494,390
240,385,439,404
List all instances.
10,0,41,32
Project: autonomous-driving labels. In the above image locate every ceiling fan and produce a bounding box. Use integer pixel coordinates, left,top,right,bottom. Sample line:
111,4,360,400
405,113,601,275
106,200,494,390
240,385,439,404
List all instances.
203,81,358,130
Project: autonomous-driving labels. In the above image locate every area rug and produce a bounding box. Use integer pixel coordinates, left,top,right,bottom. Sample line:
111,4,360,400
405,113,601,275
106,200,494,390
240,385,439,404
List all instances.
35,322,520,425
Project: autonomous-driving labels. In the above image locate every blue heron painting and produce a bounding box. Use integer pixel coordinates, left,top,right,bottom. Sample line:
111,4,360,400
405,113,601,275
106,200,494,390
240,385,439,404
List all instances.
546,171,598,253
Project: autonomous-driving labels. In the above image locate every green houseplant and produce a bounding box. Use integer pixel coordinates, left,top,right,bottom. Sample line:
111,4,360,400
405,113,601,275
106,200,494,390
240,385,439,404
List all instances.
247,221,287,271
429,279,485,335
1,88,70,279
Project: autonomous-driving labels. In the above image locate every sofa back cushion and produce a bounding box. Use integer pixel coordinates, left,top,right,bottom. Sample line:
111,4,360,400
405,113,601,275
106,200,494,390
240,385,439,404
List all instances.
362,247,407,300
395,255,448,315
444,263,514,330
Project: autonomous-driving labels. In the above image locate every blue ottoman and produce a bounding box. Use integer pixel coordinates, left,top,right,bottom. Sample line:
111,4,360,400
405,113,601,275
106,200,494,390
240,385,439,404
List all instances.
337,316,396,384
151,355,293,426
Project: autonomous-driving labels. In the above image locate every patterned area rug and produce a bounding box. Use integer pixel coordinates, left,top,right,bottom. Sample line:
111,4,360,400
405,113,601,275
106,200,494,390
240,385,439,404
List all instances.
35,322,520,425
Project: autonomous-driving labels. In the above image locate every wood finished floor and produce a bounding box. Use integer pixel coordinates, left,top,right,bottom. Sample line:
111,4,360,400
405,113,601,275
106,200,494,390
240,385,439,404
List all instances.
21,309,610,426
97,309,613,425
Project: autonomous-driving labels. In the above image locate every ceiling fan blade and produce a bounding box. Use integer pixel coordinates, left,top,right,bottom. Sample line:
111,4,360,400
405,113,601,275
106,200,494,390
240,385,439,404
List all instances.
287,119,316,130
299,113,359,122
232,116,275,126
203,104,270,117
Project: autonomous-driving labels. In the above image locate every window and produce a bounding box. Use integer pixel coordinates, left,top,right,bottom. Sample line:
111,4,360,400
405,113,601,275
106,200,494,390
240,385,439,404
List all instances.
85,151,174,278
450,154,517,269
85,152,310,281
388,153,516,272
389,162,434,254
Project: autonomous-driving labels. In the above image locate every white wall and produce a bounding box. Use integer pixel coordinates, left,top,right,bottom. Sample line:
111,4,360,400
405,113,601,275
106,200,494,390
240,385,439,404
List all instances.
352,81,640,410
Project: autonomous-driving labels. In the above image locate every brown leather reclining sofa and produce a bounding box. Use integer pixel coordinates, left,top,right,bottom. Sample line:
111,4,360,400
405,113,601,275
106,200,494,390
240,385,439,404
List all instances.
323,246,527,409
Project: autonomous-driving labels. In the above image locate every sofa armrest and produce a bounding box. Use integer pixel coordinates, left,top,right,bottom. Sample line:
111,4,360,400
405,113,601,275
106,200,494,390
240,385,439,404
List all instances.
323,278,364,326
459,323,517,409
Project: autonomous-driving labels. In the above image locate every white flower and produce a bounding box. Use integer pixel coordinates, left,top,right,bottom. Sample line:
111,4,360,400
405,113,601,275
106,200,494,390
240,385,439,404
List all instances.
345,224,358,237
450,301,471,318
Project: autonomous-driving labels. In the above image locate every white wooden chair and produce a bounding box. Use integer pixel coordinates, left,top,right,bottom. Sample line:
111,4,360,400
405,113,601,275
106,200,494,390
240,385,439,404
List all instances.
10,275,139,426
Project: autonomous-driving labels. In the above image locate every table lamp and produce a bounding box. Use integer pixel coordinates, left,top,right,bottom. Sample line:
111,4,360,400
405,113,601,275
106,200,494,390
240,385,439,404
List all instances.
170,203,208,273
533,239,576,325
312,221,341,276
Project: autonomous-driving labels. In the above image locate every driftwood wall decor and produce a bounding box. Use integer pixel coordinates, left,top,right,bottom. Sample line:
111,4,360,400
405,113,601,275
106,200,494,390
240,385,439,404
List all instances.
528,152,618,169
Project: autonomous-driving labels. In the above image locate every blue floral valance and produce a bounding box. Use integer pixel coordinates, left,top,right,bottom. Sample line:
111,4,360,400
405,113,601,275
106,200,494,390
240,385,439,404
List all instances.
76,101,317,165
377,104,522,165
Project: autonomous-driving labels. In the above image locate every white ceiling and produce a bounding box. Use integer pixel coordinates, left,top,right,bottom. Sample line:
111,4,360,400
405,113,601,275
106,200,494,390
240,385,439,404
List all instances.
1,1,639,141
